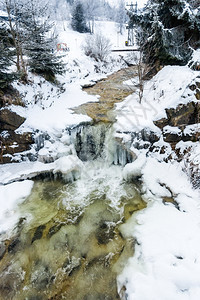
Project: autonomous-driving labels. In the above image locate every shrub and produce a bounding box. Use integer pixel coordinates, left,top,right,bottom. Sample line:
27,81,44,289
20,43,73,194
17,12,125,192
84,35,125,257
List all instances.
83,33,111,62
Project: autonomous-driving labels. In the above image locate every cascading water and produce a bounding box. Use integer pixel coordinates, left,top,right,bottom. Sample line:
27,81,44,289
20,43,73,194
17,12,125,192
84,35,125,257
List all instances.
67,122,135,166
0,122,145,300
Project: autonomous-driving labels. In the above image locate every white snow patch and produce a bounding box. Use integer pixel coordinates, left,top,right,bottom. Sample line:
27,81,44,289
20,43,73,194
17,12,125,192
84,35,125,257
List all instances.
115,66,198,133
0,180,34,233
122,154,146,180
118,156,200,300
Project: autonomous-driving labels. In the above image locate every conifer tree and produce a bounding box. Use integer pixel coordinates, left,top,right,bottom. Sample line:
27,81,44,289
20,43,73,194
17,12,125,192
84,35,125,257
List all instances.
0,24,17,89
19,0,65,82
129,0,200,66
71,1,89,33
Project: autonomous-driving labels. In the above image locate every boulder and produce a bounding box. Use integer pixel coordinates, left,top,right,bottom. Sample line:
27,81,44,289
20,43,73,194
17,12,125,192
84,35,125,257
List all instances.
154,117,169,129
0,109,25,130
195,89,200,100
0,131,33,163
166,102,196,126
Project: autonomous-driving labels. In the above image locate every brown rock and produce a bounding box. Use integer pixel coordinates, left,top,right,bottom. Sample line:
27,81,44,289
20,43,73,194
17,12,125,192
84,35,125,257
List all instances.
0,109,25,130
196,81,200,89
154,117,169,129
163,132,182,143
0,131,33,163
195,89,200,100
166,102,196,126
189,84,196,91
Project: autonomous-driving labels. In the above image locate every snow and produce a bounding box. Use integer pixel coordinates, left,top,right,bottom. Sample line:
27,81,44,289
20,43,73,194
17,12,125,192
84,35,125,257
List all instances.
0,16,200,300
10,20,129,136
115,65,198,133
0,180,34,234
0,154,83,185
122,153,146,180
118,158,200,300
53,155,83,176
116,52,200,300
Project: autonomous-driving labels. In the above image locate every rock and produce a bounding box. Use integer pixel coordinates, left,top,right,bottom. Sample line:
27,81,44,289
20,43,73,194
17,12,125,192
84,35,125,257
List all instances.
182,125,200,142
96,221,115,245
0,242,6,260
163,132,182,143
166,102,196,126
163,126,182,143
0,109,25,130
8,238,20,253
0,131,33,164
31,225,46,244
47,224,63,238
195,89,200,100
189,84,196,91
141,129,160,143
154,117,169,129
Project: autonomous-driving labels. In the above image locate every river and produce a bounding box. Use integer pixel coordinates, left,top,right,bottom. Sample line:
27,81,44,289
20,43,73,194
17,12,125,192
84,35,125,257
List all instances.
0,67,146,300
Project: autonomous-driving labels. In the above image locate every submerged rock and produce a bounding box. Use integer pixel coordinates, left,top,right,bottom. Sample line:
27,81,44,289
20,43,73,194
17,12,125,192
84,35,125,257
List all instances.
0,242,6,260
31,225,46,244
96,221,115,245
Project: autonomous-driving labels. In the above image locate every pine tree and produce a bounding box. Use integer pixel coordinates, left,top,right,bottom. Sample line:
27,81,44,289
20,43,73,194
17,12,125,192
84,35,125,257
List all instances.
0,23,17,89
26,22,65,82
71,1,90,33
129,0,200,66
20,0,65,82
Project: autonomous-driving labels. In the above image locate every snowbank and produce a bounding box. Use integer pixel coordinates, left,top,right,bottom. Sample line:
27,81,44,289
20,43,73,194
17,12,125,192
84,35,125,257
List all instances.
119,156,200,300
0,155,83,184
115,65,198,133
0,180,34,234
122,154,146,180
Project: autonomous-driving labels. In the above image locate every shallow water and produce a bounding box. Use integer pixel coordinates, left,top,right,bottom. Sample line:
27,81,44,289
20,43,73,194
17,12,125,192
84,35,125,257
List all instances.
0,163,146,300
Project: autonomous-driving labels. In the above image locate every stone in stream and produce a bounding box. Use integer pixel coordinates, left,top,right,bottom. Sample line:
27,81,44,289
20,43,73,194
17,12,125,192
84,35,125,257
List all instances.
83,293,119,300
96,221,115,245
47,223,63,238
0,242,6,260
31,225,46,244
8,237,20,253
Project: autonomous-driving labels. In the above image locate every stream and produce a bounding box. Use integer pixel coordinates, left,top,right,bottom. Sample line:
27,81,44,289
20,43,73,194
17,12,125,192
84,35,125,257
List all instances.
0,67,146,300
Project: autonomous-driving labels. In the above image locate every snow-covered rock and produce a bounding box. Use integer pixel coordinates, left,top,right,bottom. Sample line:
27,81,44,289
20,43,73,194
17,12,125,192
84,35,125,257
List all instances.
122,154,146,181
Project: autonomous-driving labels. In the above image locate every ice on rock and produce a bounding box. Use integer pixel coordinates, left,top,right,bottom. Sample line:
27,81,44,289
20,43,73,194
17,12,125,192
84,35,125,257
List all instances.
53,155,83,181
122,154,146,181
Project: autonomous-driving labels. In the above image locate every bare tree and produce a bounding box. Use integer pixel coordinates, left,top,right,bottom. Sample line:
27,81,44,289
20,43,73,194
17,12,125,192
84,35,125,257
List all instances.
82,0,100,34
83,32,111,62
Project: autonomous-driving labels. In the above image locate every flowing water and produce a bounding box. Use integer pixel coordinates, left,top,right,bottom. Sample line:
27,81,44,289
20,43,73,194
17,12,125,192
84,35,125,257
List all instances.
0,67,145,299
0,163,146,300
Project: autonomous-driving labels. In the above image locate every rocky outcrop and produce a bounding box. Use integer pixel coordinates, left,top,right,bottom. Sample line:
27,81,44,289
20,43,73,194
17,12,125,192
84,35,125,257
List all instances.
0,109,33,164
154,101,200,146
0,109,25,130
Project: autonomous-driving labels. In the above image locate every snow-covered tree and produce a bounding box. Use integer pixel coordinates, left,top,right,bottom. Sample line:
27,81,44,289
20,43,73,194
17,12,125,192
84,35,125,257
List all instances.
4,0,27,80
83,32,111,62
22,0,65,82
129,0,200,66
82,0,100,33
71,1,89,33
115,0,127,35
0,23,17,88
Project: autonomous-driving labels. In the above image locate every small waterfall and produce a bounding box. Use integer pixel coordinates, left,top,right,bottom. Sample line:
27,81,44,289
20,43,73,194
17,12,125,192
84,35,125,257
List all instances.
67,123,135,166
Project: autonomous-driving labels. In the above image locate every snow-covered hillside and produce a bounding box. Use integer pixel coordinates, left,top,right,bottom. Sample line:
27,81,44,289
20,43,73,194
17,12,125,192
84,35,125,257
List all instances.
0,15,200,300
